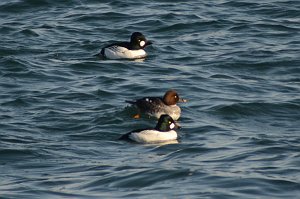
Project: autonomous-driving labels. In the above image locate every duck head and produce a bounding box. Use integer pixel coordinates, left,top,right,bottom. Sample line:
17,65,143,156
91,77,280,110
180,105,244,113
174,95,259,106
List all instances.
163,90,187,106
130,32,153,49
155,114,179,132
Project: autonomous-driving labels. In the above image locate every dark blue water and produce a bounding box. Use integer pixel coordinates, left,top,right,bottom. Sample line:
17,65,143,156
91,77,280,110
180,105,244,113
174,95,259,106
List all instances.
1,0,300,198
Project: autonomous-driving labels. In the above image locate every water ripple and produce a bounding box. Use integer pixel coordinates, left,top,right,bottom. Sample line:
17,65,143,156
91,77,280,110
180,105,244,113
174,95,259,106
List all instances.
1,0,300,198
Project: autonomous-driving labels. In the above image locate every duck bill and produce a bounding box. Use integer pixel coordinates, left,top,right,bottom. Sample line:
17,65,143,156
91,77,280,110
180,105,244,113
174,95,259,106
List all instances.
145,40,153,46
178,98,188,103
174,122,181,129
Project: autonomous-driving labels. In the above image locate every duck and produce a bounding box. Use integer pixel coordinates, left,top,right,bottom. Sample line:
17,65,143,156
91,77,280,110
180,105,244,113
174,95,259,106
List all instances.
97,32,152,59
126,89,187,120
119,114,179,143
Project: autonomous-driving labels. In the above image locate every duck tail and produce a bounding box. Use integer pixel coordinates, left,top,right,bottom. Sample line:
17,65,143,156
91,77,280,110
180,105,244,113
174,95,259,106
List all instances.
125,100,136,105
94,49,105,57
118,132,131,141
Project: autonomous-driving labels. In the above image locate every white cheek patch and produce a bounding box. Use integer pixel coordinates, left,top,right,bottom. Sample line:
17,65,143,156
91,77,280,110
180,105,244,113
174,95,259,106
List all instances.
140,40,145,47
170,123,175,129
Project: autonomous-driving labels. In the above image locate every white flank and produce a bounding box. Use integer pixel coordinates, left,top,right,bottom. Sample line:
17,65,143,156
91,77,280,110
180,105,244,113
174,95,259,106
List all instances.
104,46,147,59
150,105,181,120
129,130,177,144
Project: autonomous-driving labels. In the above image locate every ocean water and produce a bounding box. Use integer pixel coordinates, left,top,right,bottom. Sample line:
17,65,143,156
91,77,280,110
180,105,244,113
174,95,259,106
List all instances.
0,0,300,198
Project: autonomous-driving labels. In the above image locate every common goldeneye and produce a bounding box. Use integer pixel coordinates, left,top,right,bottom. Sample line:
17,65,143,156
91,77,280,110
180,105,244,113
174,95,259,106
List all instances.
119,114,179,143
97,32,152,59
126,90,187,120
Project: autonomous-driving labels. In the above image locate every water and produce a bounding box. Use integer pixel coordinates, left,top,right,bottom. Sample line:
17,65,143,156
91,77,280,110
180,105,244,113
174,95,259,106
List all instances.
0,0,300,198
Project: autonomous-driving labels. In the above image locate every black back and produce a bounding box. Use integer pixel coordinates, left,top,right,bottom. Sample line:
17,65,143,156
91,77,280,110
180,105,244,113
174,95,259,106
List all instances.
134,97,163,112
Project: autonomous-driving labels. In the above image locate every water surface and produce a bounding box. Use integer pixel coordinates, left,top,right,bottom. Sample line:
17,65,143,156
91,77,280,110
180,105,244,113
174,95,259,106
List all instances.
0,0,300,198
